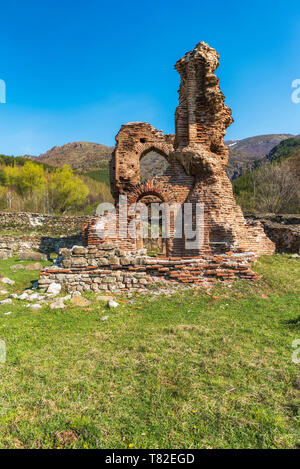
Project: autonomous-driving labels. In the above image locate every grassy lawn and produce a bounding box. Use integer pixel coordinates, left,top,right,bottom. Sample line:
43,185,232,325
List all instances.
0,255,299,449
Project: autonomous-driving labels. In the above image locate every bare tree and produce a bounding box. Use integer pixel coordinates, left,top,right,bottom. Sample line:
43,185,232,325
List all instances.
252,163,299,213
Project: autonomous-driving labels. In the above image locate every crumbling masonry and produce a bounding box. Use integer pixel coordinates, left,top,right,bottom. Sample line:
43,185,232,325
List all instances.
39,42,275,293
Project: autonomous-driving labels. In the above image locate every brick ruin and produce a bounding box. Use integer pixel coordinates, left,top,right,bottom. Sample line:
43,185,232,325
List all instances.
39,42,275,293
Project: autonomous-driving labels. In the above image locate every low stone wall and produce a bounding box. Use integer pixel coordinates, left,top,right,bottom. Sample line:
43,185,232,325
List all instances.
0,234,82,258
258,223,300,253
1,212,299,259
0,212,86,257
246,214,300,253
249,214,300,225
38,245,259,293
0,212,93,235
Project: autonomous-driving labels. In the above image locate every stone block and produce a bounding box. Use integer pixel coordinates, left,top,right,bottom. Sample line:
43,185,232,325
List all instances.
108,256,120,265
60,248,71,258
25,262,43,271
72,246,88,255
120,257,132,265
71,257,87,267
99,258,109,266
19,250,47,261
0,250,12,260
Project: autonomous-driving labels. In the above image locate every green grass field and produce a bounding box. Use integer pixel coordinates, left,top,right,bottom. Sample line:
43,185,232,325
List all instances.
0,255,299,449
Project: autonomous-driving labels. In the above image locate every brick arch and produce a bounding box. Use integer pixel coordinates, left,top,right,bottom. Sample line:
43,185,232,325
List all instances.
127,179,176,205
110,122,174,199
139,145,170,162
127,179,177,257
139,146,171,184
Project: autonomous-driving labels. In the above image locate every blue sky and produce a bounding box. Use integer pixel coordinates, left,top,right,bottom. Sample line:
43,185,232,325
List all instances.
0,0,299,155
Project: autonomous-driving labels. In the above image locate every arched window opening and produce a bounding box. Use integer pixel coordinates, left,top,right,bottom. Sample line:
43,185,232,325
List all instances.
140,150,170,182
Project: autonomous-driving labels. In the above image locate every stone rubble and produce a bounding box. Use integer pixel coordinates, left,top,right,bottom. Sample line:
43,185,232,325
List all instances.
47,282,62,296
70,295,91,307
18,292,29,300
10,264,25,270
18,250,47,261
1,277,15,285
108,300,119,308
0,299,12,305
50,298,65,310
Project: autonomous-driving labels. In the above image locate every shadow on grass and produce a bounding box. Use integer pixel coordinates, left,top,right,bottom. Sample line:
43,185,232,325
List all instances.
282,315,300,329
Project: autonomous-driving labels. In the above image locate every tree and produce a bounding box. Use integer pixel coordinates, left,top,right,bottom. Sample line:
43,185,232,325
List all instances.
0,186,7,210
49,165,89,214
0,169,6,185
252,163,299,213
2,166,19,209
16,161,46,198
11,161,46,212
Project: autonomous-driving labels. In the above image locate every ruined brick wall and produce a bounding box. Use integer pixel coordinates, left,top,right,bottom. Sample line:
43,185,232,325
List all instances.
84,42,275,259
110,123,175,198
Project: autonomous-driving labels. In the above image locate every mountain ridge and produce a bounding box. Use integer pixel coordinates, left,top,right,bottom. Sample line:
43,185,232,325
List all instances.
225,134,293,179
17,133,296,180
35,141,114,172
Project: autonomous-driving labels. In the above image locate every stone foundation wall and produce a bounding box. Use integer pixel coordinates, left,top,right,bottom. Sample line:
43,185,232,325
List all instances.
38,245,259,294
0,212,87,257
0,212,93,235
246,214,300,253
0,234,82,258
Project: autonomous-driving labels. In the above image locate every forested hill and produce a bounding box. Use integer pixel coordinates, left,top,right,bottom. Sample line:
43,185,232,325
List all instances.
264,135,300,165
233,136,300,214
225,134,293,179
